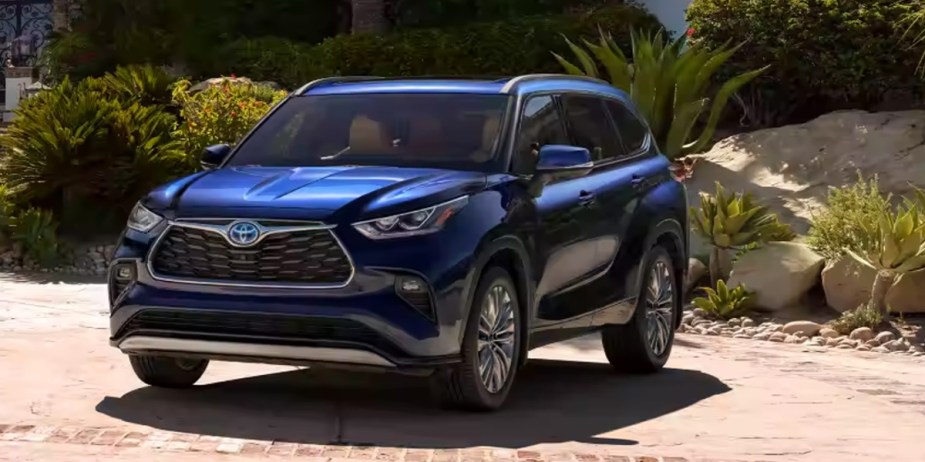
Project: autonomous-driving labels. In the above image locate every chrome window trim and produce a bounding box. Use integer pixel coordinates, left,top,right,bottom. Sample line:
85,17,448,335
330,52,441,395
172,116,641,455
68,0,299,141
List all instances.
146,219,356,290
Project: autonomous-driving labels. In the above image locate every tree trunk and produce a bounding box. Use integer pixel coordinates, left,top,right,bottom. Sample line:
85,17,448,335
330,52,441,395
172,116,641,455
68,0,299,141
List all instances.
350,0,388,34
709,246,721,287
868,269,895,316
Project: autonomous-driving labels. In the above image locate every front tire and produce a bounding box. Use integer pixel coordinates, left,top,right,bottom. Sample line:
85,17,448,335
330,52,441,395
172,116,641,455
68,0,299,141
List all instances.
432,266,521,411
601,245,678,373
129,355,209,388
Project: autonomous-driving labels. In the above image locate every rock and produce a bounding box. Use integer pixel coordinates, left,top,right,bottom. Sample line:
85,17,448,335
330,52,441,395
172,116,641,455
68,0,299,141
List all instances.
754,332,772,341
866,339,881,347
783,320,822,336
706,327,721,336
741,318,756,328
676,324,687,333
682,314,695,326
819,328,839,339
727,242,825,311
770,324,784,333
727,318,742,327
856,344,871,351
769,332,787,342
692,308,707,318
189,76,256,93
872,346,890,353
836,343,854,349
685,258,707,293
885,339,910,352
838,338,858,348
822,254,925,315
825,338,840,347
911,345,925,354
733,334,751,339
875,331,895,343
784,335,803,344
849,327,875,342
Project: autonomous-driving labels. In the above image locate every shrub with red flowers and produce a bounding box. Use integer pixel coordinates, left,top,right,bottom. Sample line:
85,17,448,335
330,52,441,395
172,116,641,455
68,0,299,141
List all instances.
171,78,287,168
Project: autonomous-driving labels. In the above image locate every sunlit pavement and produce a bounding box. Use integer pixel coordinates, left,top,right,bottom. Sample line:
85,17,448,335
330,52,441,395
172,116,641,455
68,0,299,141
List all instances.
2,273,924,462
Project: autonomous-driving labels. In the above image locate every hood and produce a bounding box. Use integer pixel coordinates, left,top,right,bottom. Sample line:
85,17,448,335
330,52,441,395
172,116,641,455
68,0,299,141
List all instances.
154,166,487,221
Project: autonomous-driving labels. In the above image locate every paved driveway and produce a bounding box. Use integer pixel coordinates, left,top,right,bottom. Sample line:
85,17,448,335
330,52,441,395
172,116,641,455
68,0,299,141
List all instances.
1,274,924,462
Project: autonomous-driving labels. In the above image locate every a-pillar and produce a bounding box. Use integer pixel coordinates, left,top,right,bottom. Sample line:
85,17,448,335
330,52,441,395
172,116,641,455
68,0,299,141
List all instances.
4,67,38,122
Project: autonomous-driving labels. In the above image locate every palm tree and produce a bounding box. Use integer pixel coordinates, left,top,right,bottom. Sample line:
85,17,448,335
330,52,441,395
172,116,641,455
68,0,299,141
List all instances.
351,0,388,34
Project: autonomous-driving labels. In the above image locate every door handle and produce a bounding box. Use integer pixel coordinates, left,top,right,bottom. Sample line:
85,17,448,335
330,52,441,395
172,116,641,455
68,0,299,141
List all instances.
578,190,595,206
631,175,645,189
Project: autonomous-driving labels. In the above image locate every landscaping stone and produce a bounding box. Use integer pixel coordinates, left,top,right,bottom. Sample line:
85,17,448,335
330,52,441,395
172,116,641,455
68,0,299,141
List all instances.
727,242,825,311
822,254,925,314
753,332,771,341
685,258,707,293
875,331,895,343
872,346,891,353
849,327,875,342
769,332,787,342
783,320,822,336
819,328,839,339
866,339,881,347
741,318,756,328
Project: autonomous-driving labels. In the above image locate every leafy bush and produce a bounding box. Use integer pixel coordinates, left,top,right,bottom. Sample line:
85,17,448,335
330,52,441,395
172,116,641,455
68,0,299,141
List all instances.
0,77,184,230
97,64,179,107
692,280,752,320
691,182,782,285
687,0,925,126
554,29,767,159
830,305,883,335
172,78,287,166
807,175,891,260
0,186,16,244
202,37,325,90
9,208,61,268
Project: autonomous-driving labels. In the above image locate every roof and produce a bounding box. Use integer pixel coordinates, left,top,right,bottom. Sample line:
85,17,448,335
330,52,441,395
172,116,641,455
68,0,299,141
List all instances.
297,75,631,103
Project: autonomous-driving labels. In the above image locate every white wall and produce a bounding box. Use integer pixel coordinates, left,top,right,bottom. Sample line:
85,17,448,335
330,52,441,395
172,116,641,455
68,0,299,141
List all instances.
636,0,693,38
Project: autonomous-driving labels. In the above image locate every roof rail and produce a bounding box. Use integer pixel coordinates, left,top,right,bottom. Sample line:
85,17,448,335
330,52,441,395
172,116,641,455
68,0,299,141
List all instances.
295,76,385,95
500,73,609,93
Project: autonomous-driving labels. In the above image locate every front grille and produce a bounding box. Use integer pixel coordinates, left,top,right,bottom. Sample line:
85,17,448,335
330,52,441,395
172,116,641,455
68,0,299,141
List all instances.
150,225,352,285
118,309,401,355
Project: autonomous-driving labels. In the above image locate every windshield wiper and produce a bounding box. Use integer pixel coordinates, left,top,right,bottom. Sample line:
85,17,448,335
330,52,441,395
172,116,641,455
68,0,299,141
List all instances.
320,146,351,161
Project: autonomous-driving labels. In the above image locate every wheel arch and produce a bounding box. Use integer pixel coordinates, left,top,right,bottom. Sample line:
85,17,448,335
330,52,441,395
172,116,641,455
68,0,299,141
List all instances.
623,217,688,328
459,235,534,367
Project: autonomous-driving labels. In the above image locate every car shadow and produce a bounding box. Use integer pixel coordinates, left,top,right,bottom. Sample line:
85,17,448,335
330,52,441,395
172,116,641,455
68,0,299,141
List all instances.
96,359,730,448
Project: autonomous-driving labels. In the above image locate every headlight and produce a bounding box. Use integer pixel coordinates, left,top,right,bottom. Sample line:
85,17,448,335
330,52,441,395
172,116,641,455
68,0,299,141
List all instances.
353,196,469,239
126,203,164,233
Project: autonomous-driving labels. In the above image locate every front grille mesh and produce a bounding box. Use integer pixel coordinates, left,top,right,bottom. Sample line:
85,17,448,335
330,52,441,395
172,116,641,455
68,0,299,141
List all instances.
150,225,352,284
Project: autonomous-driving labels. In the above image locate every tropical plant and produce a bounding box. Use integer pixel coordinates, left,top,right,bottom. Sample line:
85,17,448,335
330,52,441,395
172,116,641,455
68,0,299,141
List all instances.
0,77,185,228
845,188,925,316
0,186,16,244
97,64,179,106
691,279,752,320
807,174,891,260
9,208,60,268
690,182,781,285
553,28,769,159
830,304,883,336
172,78,287,167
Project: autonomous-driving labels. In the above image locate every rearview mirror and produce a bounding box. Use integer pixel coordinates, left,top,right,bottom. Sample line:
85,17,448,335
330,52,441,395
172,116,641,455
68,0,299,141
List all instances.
201,144,231,170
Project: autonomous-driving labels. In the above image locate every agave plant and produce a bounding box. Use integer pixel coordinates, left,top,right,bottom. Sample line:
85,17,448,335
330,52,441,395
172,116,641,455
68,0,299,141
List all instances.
845,187,925,316
553,28,769,160
691,182,781,285
691,280,752,320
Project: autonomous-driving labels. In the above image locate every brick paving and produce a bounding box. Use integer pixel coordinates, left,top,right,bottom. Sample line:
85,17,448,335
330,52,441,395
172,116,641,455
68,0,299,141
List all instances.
0,424,764,462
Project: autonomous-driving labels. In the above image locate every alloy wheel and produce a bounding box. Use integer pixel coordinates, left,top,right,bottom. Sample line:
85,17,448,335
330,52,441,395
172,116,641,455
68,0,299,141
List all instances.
645,260,674,357
477,284,516,393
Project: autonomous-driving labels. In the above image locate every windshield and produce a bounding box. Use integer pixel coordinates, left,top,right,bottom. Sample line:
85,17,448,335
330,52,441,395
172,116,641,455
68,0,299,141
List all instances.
226,93,511,170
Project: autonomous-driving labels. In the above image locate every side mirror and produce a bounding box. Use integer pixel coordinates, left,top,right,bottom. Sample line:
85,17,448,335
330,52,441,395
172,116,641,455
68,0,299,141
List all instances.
525,145,593,197
201,144,231,170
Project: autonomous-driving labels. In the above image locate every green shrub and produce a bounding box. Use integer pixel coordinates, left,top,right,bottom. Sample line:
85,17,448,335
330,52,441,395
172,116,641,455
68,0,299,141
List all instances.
0,77,185,228
97,64,180,106
9,208,60,268
830,305,883,335
202,5,659,85
687,0,925,126
692,280,753,320
554,29,767,159
807,175,890,260
172,78,287,166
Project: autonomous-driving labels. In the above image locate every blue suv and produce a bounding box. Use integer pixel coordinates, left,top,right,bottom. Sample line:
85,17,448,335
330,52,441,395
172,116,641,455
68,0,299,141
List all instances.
108,75,689,411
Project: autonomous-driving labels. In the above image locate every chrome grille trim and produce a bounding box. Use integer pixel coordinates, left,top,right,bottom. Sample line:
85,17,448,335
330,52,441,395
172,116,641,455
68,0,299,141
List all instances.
146,219,356,289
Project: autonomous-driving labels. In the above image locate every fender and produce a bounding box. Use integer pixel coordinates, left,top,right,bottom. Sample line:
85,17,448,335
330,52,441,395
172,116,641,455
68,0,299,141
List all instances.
624,217,688,327
457,234,534,364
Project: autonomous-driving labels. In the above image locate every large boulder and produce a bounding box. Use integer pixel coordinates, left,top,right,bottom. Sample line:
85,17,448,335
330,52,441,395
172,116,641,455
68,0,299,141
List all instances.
821,255,925,314
728,242,825,311
686,110,925,258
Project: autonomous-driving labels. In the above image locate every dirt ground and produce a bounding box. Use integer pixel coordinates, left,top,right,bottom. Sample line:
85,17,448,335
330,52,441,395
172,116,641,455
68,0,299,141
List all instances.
1,273,924,462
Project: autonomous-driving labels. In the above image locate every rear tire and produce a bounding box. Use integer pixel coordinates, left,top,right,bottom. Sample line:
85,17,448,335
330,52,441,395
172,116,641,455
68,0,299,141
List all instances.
129,355,209,388
431,266,521,411
601,245,678,373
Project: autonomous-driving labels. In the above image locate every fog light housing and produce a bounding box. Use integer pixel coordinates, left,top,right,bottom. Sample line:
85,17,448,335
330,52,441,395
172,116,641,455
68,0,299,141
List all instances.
395,275,435,320
109,262,136,306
